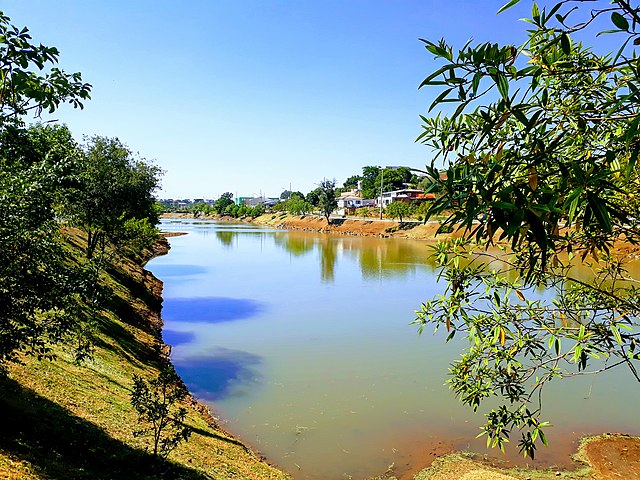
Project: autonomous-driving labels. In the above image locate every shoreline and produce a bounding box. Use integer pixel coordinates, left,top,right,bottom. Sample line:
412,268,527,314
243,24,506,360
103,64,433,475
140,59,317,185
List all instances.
158,214,640,479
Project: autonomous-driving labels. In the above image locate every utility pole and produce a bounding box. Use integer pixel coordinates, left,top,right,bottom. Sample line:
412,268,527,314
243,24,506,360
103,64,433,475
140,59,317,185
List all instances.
379,167,385,220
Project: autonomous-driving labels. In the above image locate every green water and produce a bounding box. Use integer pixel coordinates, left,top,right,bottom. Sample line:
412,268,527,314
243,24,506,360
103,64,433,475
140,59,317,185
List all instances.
148,219,639,479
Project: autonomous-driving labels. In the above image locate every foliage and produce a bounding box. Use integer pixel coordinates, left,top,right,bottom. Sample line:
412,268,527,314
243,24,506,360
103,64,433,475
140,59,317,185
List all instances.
280,189,292,200
355,206,375,218
360,166,381,199
317,179,338,223
0,152,79,369
287,198,312,215
0,10,91,370
131,365,192,459
415,0,640,458
343,174,362,190
376,167,413,194
385,201,414,224
65,136,162,260
0,11,91,123
305,187,323,206
250,203,266,217
213,192,234,214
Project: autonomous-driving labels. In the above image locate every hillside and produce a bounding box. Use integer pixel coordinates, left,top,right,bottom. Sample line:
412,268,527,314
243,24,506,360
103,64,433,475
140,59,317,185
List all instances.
0,229,290,480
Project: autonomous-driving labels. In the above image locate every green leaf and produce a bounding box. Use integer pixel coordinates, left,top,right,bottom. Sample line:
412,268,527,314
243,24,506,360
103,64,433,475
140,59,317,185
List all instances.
610,324,623,345
471,71,482,96
429,87,454,112
497,0,521,14
586,193,613,232
560,33,570,55
495,73,509,100
565,187,584,223
532,2,539,20
419,64,455,89
611,12,629,31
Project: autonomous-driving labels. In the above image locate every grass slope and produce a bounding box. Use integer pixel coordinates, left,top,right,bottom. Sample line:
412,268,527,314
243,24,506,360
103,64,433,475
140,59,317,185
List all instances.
0,230,290,480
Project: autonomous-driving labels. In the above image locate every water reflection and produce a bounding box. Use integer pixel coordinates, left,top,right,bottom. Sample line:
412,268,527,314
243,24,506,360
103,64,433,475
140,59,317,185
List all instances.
162,297,265,323
215,230,235,247
273,232,314,257
271,231,435,283
162,330,195,346
318,236,337,282
172,348,263,401
149,264,207,277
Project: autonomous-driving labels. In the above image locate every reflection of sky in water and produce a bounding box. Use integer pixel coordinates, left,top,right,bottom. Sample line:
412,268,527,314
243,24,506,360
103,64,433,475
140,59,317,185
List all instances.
162,330,194,347
172,348,263,401
162,297,265,324
150,264,207,277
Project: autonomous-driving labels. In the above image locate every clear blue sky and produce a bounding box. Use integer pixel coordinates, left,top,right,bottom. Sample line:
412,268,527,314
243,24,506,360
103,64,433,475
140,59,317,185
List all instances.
5,1,533,199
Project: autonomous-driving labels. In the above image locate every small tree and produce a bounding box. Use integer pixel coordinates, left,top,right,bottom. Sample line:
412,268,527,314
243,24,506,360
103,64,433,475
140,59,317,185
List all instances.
317,179,337,223
65,136,162,260
131,365,192,459
385,201,413,225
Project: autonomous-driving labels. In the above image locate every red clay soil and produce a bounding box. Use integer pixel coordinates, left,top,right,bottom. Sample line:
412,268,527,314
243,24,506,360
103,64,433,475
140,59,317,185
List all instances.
581,435,640,480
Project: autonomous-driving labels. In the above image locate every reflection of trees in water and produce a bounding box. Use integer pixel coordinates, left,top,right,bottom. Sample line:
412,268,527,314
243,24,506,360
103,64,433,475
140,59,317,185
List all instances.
318,237,337,283
356,240,437,280
215,230,235,247
271,231,442,282
272,232,314,257
271,231,337,282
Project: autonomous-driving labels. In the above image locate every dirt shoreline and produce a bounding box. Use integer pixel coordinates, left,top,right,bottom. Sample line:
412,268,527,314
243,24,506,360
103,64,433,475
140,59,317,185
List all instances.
159,213,640,479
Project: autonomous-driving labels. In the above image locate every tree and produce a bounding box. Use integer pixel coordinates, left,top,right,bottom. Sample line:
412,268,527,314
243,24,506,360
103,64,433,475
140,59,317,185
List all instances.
375,167,413,193
213,192,234,214
360,166,381,199
317,179,337,223
0,11,91,370
287,198,312,215
0,142,79,368
131,365,192,459
65,136,162,260
343,174,362,190
318,179,338,223
414,0,640,458
280,189,292,200
385,201,413,224
306,186,323,207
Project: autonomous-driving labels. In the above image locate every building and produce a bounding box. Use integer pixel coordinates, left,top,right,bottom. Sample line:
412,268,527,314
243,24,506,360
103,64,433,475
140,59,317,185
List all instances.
377,189,436,207
336,194,376,215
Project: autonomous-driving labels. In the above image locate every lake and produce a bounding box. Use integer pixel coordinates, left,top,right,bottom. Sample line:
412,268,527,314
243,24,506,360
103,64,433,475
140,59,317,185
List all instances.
148,219,640,479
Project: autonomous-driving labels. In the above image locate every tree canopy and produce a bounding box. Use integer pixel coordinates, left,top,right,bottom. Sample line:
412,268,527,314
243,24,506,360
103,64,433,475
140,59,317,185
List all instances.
317,179,337,223
0,10,92,369
415,0,640,458
65,136,162,260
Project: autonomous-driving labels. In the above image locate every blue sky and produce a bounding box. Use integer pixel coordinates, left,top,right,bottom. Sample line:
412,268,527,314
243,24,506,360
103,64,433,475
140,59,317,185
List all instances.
5,1,533,199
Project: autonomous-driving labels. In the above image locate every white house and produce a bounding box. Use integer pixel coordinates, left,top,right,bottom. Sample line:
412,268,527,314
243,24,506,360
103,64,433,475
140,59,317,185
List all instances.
377,189,435,206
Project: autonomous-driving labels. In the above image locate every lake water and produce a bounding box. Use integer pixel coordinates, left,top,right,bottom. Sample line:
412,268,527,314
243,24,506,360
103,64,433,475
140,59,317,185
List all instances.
148,219,640,479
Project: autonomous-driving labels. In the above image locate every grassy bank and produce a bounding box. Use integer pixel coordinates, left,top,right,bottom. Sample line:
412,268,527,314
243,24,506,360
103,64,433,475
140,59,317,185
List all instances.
0,229,290,480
